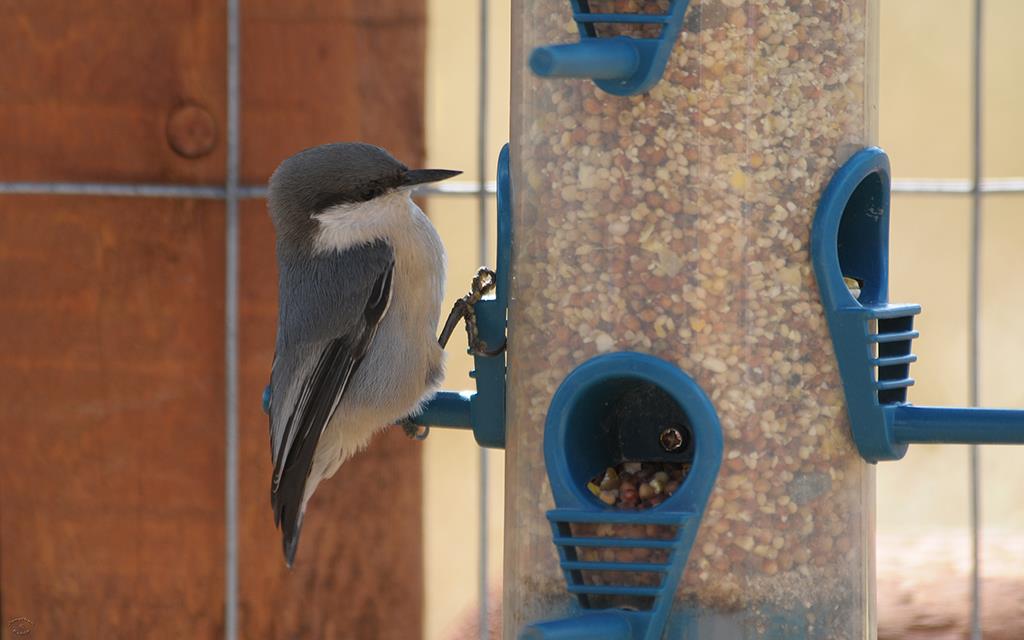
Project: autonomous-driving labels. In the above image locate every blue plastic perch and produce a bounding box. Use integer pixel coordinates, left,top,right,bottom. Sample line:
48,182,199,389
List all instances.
530,39,640,82
520,612,634,640
892,406,1024,445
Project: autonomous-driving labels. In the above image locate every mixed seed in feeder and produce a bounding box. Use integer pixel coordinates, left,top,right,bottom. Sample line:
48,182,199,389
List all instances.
587,461,690,509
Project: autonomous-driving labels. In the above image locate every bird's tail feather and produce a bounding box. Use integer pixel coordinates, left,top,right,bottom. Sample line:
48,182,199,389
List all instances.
273,472,309,567
275,498,305,567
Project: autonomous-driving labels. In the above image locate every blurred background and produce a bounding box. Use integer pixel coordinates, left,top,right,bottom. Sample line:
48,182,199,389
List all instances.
2,1,1023,639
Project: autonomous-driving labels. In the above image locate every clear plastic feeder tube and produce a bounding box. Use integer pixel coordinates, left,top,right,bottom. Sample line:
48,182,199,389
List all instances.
505,0,878,637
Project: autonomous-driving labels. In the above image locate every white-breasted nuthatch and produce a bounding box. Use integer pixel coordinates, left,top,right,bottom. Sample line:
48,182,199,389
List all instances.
266,142,459,565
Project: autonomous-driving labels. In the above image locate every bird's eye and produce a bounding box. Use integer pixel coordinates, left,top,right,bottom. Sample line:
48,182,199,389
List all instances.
361,182,393,202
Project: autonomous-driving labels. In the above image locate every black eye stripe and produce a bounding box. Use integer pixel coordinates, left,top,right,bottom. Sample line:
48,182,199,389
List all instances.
311,178,399,212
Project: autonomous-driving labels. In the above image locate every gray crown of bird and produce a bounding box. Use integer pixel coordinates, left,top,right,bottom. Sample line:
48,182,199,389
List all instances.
266,142,460,565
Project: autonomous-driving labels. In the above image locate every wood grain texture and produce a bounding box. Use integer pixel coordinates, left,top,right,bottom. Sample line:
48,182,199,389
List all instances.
241,0,427,183
0,0,427,637
0,1,227,183
238,1,426,637
0,198,226,639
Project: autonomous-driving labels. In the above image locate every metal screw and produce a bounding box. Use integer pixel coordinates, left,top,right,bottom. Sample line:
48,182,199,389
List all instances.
659,426,687,452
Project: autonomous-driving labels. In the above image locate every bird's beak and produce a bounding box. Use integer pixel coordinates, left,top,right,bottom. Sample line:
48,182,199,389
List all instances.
401,168,463,186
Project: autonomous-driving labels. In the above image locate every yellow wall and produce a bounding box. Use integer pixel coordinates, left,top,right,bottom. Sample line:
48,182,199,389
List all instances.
879,0,1024,533
423,2,1024,638
424,3,511,639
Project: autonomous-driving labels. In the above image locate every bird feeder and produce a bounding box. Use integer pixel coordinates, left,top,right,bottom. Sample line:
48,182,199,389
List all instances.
492,0,1024,638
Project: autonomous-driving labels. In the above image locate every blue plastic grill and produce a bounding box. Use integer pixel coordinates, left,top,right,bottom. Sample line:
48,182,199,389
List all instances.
864,303,921,405
574,12,672,26
572,3,675,35
548,508,692,610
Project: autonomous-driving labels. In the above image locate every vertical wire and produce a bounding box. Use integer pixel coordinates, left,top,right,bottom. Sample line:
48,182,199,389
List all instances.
968,0,984,638
225,0,241,637
477,1,490,639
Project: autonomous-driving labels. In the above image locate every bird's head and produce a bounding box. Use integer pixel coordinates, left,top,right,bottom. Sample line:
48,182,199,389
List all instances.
267,142,461,252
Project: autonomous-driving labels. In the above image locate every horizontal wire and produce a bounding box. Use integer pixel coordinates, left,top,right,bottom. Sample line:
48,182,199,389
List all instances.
892,177,1024,194
8,178,1024,199
0,180,498,200
0,182,229,199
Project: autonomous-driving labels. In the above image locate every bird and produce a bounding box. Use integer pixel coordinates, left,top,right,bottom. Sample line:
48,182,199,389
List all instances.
265,142,460,565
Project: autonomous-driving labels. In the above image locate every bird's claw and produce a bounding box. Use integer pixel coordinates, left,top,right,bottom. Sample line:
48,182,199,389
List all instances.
438,299,470,350
399,418,430,441
437,267,506,356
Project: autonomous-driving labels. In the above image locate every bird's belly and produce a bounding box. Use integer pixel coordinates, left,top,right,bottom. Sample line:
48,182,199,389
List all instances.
315,203,445,476
348,302,440,415
310,306,438,483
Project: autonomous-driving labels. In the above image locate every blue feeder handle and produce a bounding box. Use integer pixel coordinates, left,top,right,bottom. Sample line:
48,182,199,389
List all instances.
529,1,693,96
811,146,1024,462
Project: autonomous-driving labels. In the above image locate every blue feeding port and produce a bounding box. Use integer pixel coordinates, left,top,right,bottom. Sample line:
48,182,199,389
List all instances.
529,1,692,96
521,352,722,640
811,146,1024,462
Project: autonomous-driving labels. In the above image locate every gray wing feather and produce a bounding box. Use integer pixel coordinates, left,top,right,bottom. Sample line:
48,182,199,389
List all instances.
269,240,394,465
268,239,394,564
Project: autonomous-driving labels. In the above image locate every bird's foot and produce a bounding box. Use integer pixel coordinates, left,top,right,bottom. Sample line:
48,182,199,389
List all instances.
437,267,506,356
398,417,430,441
